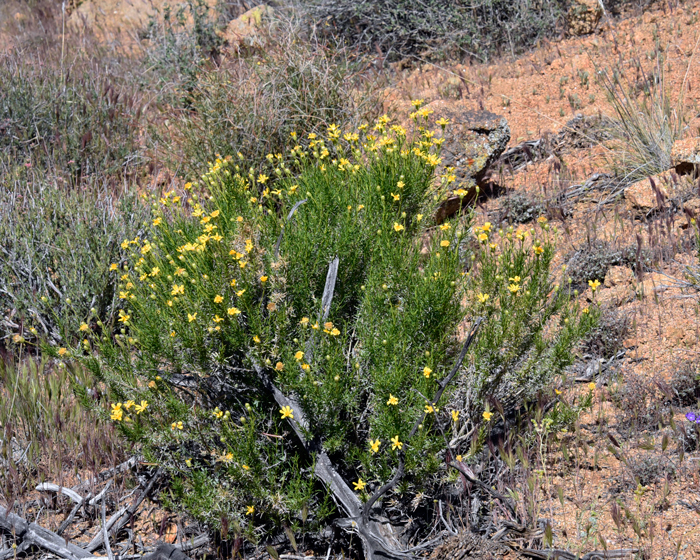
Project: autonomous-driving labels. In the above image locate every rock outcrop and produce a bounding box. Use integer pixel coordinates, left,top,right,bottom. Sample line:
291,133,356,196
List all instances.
567,0,603,36
426,101,510,221
220,4,273,54
624,170,694,217
671,137,700,174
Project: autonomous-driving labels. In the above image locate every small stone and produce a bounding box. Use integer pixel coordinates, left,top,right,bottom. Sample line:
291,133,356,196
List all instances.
604,266,634,288
683,197,700,218
220,4,273,53
624,170,693,217
567,0,602,36
671,137,700,174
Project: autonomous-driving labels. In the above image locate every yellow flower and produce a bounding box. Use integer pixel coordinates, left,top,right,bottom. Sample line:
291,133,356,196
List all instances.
57,347,68,356
79,323,89,332
152,217,162,226
391,436,403,450
533,245,544,255
369,439,381,454
220,452,234,464
478,233,488,243
294,351,304,361
260,276,268,283
188,313,197,322
213,315,224,323
257,173,269,184
423,367,432,378
210,210,220,218
387,394,398,406
300,317,309,326
424,404,435,414
582,307,590,314
353,478,367,492
253,335,261,343
301,363,310,371
227,307,241,316
393,222,405,232
134,400,149,414
454,188,468,197
171,284,184,296
411,99,424,108
440,240,450,247
440,223,451,231
110,403,123,421
476,293,489,304
109,263,118,271
588,279,601,292
508,284,520,294
451,410,459,422
242,464,250,470
275,362,284,371
280,405,294,419
436,117,450,127
214,295,224,303
330,328,340,336
124,400,135,410
171,421,184,430
482,411,493,421
588,382,596,391
416,214,423,222
555,389,562,395
236,289,246,297
246,505,255,515
391,192,400,201
148,380,157,389
120,240,129,249
456,455,463,462
509,276,521,283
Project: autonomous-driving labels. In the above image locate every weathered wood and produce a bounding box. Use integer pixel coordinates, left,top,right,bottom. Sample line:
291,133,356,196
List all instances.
521,548,638,560
36,483,83,504
0,505,95,559
320,257,339,320
142,543,192,560
86,468,161,552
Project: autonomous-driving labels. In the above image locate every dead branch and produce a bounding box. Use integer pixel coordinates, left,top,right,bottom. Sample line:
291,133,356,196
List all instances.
0,505,95,560
86,468,162,553
142,543,192,560
35,483,83,504
520,548,638,560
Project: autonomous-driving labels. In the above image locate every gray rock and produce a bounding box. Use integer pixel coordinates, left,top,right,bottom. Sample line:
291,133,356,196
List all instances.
425,101,510,221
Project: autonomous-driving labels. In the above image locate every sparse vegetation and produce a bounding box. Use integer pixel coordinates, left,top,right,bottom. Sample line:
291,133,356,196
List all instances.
598,58,688,183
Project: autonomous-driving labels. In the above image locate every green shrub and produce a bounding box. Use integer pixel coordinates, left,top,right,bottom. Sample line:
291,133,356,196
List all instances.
456,219,597,432
301,0,569,61
0,176,148,348
79,111,594,547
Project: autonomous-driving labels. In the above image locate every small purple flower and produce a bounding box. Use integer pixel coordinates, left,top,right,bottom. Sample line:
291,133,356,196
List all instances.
687,412,697,422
